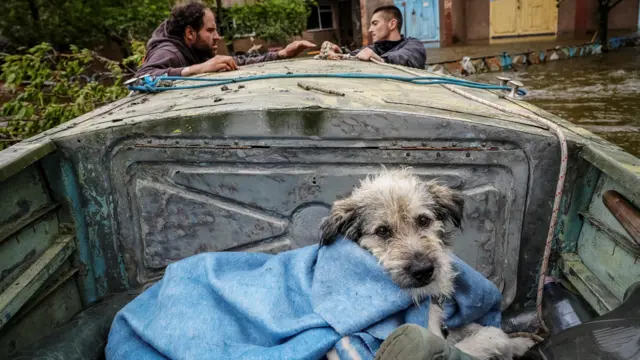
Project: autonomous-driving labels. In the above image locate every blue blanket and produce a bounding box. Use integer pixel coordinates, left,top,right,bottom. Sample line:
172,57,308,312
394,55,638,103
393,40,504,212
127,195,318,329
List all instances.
106,238,502,360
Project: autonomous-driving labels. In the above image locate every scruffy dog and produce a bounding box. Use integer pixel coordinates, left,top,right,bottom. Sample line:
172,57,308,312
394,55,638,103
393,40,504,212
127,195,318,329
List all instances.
319,168,534,360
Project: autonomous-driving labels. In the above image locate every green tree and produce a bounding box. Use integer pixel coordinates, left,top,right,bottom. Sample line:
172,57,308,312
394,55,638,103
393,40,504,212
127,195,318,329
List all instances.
0,42,144,149
0,0,172,55
222,0,313,45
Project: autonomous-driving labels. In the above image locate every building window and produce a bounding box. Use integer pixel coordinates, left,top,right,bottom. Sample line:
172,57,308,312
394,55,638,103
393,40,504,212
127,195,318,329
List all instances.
307,4,333,30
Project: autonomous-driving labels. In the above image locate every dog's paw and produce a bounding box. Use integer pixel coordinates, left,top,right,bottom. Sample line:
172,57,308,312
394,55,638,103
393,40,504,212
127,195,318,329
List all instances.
509,337,536,357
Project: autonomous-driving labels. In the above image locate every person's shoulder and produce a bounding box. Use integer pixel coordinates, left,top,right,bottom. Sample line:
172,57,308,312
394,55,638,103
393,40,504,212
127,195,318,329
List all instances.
403,37,424,44
402,37,426,52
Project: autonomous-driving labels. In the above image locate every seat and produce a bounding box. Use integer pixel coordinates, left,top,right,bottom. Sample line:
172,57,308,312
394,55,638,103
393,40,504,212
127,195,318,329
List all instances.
521,282,640,360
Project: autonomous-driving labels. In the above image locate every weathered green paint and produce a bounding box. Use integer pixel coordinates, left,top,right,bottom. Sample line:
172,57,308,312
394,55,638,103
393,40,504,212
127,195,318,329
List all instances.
561,252,620,315
0,235,75,330
556,160,602,253
0,262,82,358
0,204,60,245
581,213,640,258
581,145,640,197
0,165,52,235
60,159,100,304
0,140,56,184
577,221,640,301
0,213,60,293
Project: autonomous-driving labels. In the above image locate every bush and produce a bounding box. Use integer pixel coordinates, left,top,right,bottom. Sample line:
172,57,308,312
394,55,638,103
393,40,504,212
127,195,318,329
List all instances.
0,42,145,150
222,0,313,44
0,0,172,53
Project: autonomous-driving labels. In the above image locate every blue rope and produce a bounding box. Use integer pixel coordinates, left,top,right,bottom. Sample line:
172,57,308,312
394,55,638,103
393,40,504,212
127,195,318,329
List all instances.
129,73,527,96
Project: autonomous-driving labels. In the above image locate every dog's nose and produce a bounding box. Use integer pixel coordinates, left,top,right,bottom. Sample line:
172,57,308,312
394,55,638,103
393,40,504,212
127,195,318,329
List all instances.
410,264,434,284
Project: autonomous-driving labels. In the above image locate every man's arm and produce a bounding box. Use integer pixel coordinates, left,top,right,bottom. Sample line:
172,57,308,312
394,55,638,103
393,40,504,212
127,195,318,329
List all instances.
380,40,426,69
232,40,316,66
135,48,186,78
232,52,280,66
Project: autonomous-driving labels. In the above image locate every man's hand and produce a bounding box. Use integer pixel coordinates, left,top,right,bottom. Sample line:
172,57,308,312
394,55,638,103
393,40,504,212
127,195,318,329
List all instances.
323,41,343,54
355,48,384,63
182,55,239,76
277,40,316,59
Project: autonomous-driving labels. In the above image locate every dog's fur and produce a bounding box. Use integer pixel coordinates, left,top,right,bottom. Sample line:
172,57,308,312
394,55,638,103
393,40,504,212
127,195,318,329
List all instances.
319,168,534,360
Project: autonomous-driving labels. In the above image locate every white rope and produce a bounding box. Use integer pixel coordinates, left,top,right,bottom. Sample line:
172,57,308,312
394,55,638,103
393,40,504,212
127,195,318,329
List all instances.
370,59,568,334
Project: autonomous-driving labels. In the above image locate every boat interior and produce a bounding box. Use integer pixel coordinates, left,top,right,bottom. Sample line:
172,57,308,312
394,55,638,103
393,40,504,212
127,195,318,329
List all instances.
0,60,639,359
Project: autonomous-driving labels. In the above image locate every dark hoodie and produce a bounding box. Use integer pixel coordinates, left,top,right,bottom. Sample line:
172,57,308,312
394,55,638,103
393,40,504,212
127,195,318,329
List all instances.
135,21,280,78
349,36,426,69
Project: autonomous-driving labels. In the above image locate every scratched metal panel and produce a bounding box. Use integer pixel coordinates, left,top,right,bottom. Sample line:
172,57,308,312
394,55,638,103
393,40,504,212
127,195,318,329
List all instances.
109,139,529,308
50,108,561,307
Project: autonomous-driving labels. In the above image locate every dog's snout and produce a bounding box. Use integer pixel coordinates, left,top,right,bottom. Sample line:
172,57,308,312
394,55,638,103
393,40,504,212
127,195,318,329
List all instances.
410,263,434,284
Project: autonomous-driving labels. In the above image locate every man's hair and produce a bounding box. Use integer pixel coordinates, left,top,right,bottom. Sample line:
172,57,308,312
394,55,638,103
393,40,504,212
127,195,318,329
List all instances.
167,1,209,38
372,5,403,33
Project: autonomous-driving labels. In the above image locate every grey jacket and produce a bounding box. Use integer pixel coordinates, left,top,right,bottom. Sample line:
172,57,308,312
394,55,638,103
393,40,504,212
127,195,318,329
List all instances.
350,36,426,69
136,21,280,78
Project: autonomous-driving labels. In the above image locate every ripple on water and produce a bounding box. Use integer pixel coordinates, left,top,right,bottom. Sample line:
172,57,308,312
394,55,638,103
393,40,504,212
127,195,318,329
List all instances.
468,47,640,157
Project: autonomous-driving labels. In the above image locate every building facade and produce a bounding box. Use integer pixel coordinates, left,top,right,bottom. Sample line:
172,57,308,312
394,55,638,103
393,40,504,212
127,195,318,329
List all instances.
222,0,639,52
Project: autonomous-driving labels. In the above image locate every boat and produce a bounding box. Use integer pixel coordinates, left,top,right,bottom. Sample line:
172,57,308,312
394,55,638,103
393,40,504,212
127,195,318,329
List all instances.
0,59,639,359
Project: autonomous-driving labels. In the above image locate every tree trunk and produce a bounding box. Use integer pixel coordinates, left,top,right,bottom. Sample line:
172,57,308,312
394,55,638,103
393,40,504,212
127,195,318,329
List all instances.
598,0,609,52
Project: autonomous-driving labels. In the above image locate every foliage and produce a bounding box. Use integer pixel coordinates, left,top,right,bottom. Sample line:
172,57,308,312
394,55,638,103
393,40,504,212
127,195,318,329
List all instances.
0,0,172,52
222,0,314,44
0,42,145,149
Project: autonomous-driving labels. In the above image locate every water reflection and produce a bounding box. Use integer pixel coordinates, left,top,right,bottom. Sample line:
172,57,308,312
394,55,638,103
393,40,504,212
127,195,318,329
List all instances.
469,47,640,157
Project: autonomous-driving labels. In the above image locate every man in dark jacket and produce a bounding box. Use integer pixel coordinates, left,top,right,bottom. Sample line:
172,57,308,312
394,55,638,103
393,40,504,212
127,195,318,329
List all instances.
326,5,426,69
136,1,315,78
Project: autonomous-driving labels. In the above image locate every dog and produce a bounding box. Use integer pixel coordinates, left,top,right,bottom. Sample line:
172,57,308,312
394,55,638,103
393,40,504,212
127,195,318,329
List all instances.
319,168,535,360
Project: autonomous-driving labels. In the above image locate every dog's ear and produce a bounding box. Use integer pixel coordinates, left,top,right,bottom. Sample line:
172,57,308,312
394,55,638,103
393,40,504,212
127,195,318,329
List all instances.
428,183,465,229
319,198,363,246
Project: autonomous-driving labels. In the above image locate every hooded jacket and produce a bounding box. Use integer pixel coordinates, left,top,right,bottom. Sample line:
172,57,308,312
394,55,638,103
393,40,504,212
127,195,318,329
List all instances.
135,21,280,78
350,36,426,69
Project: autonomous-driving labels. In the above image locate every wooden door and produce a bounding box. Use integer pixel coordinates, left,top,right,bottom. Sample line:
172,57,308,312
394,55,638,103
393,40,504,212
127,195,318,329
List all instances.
490,0,558,38
490,0,519,38
518,0,558,35
395,0,440,42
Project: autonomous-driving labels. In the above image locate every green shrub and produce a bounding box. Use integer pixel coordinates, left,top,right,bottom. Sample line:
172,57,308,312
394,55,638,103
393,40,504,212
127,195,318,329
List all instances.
222,0,314,44
0,42,145,149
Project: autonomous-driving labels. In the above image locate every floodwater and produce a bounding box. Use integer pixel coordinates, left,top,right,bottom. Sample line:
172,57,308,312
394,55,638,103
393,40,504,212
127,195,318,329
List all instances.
468,46,640,157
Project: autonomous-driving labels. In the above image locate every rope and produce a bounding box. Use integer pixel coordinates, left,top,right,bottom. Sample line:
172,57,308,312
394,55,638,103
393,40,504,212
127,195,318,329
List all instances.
127,73,527,95
370,59,567,335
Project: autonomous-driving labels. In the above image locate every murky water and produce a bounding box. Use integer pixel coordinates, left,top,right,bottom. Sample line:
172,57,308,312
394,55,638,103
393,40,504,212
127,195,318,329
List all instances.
469,47,640,157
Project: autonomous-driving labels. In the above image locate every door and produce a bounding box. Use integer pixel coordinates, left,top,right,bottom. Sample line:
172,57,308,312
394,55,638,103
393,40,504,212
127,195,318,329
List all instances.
490,0,519,37
490,0,557,38
394,0,440,42
518,0,557,35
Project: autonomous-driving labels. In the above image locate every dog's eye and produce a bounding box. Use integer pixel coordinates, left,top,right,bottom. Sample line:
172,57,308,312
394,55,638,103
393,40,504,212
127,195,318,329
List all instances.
375,226,391,238
417,215,432,228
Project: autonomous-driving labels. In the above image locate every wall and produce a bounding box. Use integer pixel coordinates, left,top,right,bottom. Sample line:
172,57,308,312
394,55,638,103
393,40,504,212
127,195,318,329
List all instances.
302,29,339,46
608,0,640,30
360,0,394,45
558,0,639,36
451,0,467,43
465,0,490,41
557,0,578,35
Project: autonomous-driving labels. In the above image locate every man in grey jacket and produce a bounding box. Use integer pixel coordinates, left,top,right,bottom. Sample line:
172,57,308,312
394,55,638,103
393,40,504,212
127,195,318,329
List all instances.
326,5,426,69
136,1,315,78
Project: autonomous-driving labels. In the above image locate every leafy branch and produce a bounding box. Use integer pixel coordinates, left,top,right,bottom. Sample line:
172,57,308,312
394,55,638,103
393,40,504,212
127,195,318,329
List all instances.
0,42,145,149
